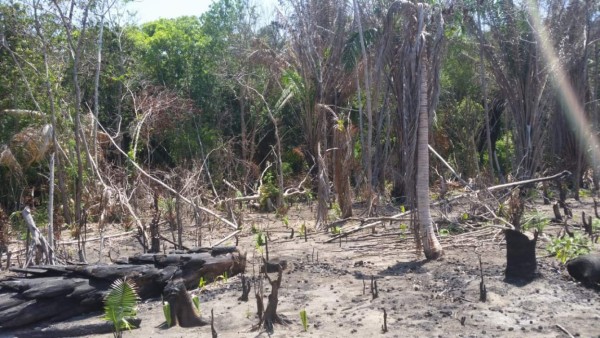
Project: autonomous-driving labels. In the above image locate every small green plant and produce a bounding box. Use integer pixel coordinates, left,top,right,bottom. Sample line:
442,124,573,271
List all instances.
461,213,469,221
198,276,207,290
331,202,341,218
251,223,259,234
245,306,252,319
546,234,592,264
400,205,406,213
192,295,200,312
399,223,408,239
255,231,266,249
522,212,550,233
281,215,290,227
300,309,308,332
579,189,592,198
298,222,306,236
103,278,140,338
215,271,229,285
162,300,172,327
592,219,600,232
331,226,342,235
439,228,450,237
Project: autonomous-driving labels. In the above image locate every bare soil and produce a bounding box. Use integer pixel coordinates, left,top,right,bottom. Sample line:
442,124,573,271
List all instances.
4,196,600,338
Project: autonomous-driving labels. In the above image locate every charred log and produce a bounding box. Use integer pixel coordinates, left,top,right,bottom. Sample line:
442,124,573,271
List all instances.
0,250,245,329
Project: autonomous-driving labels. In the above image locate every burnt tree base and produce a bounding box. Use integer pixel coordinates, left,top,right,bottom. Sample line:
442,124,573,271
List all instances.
505,229,538,283
253,266,291,334
164,278,206,327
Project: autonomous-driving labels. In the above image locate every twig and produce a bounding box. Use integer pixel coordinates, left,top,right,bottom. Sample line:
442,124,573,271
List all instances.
212,230,241,248
555,324,575,338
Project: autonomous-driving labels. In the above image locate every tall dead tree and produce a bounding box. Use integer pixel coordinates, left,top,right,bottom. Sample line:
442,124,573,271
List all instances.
286,0,354,227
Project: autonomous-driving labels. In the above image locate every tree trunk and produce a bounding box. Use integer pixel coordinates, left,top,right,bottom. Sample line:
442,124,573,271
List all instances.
416,64,443,260
477,2,494,176
163,278,206,327
353,0,374,213
332,122,353,219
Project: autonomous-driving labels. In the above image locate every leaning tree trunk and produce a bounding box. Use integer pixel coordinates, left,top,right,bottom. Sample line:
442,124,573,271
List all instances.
416,63,443,260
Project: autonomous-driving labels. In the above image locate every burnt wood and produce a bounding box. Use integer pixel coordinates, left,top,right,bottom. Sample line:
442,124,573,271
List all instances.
0,250,245,330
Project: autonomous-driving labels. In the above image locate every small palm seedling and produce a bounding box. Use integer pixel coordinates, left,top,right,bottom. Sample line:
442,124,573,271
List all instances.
299,309,308,332
198,276,207,290
103,278,140,338
163,299,172,327
192,295,200,312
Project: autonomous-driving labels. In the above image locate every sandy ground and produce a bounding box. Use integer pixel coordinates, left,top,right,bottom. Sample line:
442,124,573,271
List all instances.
3,196,600,338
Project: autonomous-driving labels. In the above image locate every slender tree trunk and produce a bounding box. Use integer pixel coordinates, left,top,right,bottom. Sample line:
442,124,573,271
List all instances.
477,4,494,176
332,120,353,218
52,0,92,262
416,64,443,260
92,0,107,162
354,0,374,213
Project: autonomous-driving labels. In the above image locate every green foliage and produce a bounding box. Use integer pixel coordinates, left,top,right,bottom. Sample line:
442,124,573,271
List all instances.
281,215,289,227
298,222,306,237
9,210,27,240
259,174,279,210
593,219,600,232
547,234,591,264
255,231,266,249
342,28,379,72
282,148,306,175
522,212,549,233
192,295,200,312
103,278,140,338
300,308,308,332
198,276,207,289
330,202,342,219
494,131,514,174
162,301,172,327
331,226,342,235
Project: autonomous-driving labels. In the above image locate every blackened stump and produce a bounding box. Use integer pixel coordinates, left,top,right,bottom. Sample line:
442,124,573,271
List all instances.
505,229,537,282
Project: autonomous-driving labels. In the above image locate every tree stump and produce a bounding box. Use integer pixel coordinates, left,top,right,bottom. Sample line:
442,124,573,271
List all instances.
163,278,206,327
505,229,538,282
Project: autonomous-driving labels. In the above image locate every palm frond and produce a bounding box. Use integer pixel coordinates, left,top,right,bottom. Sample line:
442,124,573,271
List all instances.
342,28,379,71
103,278,140,334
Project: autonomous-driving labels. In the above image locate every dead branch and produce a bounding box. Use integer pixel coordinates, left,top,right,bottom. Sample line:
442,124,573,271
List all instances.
325,171,567,243
428,145,472,190
94,117,238,229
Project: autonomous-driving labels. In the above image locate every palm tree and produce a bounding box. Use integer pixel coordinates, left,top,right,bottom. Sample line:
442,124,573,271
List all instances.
384,1,444,259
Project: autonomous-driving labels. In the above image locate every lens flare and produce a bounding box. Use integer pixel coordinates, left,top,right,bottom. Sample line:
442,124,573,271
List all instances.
525,1,600,174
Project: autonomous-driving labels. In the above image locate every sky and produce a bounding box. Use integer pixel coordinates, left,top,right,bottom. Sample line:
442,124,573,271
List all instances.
126,0,279,24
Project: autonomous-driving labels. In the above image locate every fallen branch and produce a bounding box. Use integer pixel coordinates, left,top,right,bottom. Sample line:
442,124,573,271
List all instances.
556,324,575,338
56,230,136,245
212,230,241,248
324,171,568,243
429,144,471,190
